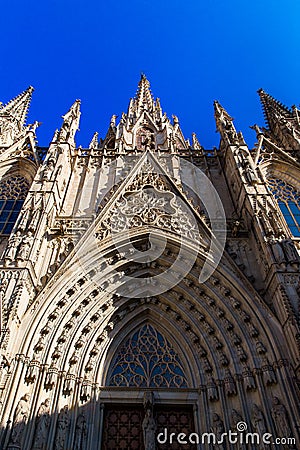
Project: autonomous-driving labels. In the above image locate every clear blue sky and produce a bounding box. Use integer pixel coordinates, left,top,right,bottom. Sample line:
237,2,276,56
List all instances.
1,0,299,148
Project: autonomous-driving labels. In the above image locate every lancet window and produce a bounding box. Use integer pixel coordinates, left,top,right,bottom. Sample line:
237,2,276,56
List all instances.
268,177,300,237
0,176,30,234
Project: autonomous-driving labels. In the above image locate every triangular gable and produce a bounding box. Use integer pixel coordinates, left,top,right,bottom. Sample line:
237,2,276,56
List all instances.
93,151,211,248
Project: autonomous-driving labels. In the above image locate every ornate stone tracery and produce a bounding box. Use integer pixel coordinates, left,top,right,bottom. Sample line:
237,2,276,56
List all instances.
108,324,188,388
0,175,30,200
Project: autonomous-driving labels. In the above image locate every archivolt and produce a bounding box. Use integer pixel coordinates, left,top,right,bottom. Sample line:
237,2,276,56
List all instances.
18,231,286,400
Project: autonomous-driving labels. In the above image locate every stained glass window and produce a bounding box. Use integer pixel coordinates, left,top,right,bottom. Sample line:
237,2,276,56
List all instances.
108,324,188,388
268,178,300,237
0,176,30,235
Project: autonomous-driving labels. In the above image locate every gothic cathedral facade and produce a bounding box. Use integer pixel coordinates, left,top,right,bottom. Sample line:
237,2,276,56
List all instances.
0,76,299,449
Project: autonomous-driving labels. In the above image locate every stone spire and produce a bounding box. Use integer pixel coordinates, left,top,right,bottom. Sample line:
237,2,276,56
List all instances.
134,73,155,114
0,86,34,146
258,89,300,150
258,89,292,131
58,99,81,146
100,75,188,153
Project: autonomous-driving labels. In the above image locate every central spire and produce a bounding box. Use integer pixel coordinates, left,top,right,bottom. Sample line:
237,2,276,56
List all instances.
130,73,155,115
99,74,189,153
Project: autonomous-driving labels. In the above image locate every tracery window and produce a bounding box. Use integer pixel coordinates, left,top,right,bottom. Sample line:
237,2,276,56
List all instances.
268,177,300,237
0,176,30,234
108,324,188,388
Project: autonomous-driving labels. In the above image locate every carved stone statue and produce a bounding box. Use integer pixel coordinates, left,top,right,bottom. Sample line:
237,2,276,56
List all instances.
235,146,258,183
110,114,117,127
32,398,50,449
17,232,34,261
9,393,30,446
211,413,226,450
74,413,87,450
231,409,245,450
29,200,43,230
18,204,32,231
271,397,292,438
5,231,22,261
267,235,286,266
251,404,267,449
54,405,70,450
231,408,243,426
42,158,55,181
281,238,299,265
142,407,156,450
172,114,179,125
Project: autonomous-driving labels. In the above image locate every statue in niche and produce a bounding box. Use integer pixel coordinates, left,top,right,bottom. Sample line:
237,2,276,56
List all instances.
281,238,300,265
251,404,268,449
5,231,22,261
74,413,87,450
211,413,226,449
142,407,156,450
9,393,30,446
271,397,292,438
29,200,43,230
221,115,238,143
231,409,245,450
234,146,258,183
54,405,70,450
142,392,156,450
17,231,34,260
267,235,286,266
42,158,55,181
32,398,50,449
18,204,32,231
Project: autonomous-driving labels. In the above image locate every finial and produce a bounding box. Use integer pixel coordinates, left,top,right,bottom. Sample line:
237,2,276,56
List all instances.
192,132,203,150
89,132,99,149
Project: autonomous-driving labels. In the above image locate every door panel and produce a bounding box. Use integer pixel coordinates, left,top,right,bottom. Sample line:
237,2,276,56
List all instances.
102,404,196,450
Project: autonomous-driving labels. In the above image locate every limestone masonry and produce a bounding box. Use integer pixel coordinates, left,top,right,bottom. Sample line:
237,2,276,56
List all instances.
0,76,299,449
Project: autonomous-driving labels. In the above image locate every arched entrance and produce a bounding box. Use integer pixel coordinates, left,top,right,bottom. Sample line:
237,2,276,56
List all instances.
100,322,198,450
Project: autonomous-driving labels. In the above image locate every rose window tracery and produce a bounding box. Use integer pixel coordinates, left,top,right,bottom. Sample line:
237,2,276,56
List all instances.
108,324,188,388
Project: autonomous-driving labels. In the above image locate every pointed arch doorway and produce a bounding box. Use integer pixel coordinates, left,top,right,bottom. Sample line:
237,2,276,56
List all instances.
100,323,198,450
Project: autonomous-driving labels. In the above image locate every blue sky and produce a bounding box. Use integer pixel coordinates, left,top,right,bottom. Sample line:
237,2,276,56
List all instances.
1,0,299,148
